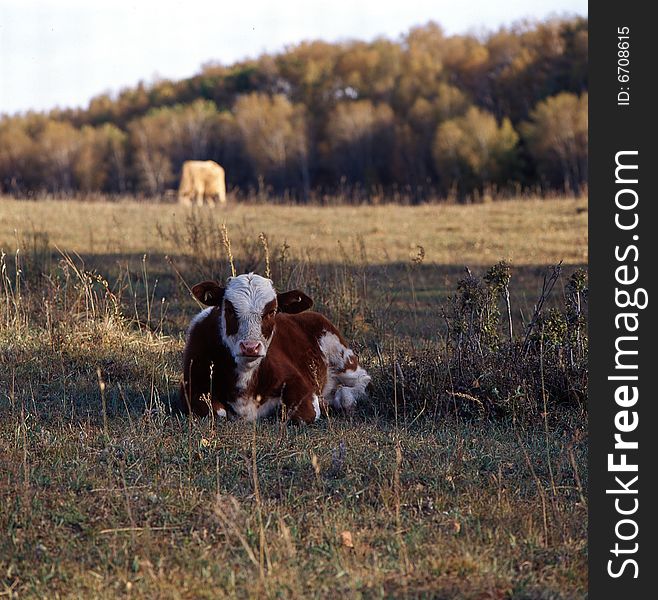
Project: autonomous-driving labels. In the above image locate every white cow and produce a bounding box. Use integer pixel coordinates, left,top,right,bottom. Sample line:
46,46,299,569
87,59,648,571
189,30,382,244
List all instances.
178,160,226,206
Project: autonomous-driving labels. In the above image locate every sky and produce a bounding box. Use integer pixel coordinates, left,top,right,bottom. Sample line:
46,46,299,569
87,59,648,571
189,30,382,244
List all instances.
1,0,587,116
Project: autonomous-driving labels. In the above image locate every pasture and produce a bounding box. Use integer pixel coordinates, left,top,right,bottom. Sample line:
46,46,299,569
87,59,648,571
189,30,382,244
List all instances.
0,196,588,598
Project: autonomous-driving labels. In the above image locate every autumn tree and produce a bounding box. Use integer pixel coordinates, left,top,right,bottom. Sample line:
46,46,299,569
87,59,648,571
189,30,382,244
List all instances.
275,41,340,113
37,120,81,193
394,22,445,110
103,124,129,193
484,19,588,122
394,84,472,188
521,92,587,192
128,108,175,195
433,106,519,197
73,123,127,193
165,100,220,167
0,117,37,193
233,93,309,196
334,39,402,103
73,126,107,192
87,93,117,126
325,100,395,187
211,112,250,190
0,18,588,199
440,35,491,110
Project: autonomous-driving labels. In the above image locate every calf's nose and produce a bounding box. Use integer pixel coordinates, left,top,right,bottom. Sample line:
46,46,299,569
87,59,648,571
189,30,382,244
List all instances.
239,340,263,356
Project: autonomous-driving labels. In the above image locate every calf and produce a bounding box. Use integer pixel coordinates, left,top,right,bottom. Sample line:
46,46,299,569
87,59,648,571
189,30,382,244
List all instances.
179,273,371,423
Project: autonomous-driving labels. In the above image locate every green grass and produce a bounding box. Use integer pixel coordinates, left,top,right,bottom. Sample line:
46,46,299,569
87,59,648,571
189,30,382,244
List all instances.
0,196,588,598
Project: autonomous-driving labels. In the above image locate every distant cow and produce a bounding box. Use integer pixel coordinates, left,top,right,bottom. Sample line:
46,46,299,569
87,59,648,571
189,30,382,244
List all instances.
178,160,226,206
180,273,371,423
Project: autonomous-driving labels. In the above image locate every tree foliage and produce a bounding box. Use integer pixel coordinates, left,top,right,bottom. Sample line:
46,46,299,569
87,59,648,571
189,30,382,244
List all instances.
325,100,395,185
433,107,519,196
521,92,588,192
0,18,588,200
234,93,309,193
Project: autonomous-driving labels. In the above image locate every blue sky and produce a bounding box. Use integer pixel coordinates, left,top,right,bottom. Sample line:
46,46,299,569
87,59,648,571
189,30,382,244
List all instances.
1,0,587,115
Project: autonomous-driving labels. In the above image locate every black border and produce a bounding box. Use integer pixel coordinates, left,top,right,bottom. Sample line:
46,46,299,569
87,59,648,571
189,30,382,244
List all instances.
589,3,656,595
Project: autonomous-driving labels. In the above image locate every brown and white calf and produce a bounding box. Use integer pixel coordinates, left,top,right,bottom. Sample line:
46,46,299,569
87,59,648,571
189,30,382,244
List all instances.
179,273,371,423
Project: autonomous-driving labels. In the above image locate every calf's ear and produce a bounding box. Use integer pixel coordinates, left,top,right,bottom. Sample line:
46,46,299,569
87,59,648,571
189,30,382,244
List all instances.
192,281,225,306
277,290,313,314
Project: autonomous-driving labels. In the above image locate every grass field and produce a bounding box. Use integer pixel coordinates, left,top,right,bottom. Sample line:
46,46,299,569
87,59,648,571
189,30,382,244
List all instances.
0,196,587,265
0,196,587,599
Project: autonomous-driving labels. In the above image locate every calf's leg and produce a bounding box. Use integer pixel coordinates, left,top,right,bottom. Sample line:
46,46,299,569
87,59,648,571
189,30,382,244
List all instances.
318,331,371,411
282,382,321,424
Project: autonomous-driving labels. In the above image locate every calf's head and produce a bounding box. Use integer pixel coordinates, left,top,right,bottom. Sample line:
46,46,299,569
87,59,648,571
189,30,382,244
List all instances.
192,273,313,366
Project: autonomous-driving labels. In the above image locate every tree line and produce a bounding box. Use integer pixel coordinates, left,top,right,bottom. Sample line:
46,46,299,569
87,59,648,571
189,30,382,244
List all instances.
0,18,587,202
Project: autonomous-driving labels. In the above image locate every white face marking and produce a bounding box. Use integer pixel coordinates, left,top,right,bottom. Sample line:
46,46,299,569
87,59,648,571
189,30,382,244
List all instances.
318,331,371,411
216,408,227,419
219,273,277,380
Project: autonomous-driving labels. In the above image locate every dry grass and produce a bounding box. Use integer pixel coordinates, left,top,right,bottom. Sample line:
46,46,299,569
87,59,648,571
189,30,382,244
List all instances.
0,195,587,265
0,195,588,598
0,412,587,599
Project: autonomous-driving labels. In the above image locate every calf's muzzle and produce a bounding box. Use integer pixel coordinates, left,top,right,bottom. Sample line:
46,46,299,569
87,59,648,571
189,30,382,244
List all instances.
239,340,264,357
